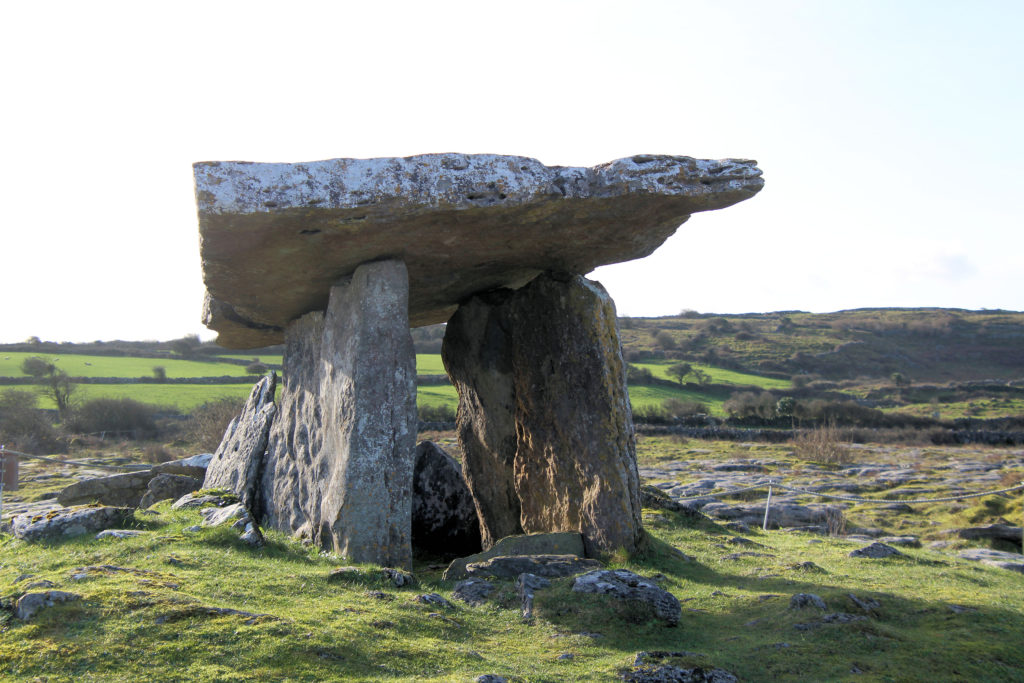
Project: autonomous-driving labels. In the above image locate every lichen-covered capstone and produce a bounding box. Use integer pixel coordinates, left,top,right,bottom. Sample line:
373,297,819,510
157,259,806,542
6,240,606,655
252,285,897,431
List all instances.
194,153,763,347
260,259,417,568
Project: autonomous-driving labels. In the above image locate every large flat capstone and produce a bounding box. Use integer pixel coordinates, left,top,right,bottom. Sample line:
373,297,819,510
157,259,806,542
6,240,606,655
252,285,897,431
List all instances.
195,153,763,347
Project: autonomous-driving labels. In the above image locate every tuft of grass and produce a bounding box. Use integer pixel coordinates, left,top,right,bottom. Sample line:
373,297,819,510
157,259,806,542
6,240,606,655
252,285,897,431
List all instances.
792,422,851,465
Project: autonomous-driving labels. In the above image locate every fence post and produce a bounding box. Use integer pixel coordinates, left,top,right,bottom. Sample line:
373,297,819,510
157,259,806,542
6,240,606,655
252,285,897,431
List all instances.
1,444,5,520
762,480,773,531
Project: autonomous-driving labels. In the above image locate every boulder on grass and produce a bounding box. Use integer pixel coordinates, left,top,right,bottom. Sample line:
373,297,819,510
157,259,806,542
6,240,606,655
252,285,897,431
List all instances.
12,507,135,542
572,569,681,627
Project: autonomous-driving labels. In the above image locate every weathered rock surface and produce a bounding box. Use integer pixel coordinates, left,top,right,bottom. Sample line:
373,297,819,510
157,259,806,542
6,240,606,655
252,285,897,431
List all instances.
57,470,155,507
955,524,1022,545
139,474,203,509
849,542,904,559
202,373,277,509
443,532,586,581
441,291,523,549
260,260,417,568
452,578,496,607
572,569,681,626
516,572,551,619
195,153,764,347
172,491,237,510
701,501,838,529
958,548,1024,573
411,441,481,559
465,555,602,580
443,273,643,556
15,591,81,621
12,506,135,541
790,593,827,610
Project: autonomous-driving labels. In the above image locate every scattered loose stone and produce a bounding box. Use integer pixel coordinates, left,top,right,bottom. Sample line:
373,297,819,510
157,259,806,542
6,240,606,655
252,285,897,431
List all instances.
517,573,552,619
465,554,602,580
172,491,237,510
847,594,881,614
788,561,825,573
382,568,416,587
955,524,1022,545
572,570,681,627
557,653,575,661
365,590,394,601
139,473,203,509
622,664,737,682
416,593,455,610
848,543,904,559
452,578,496,607
475,676,507,683
12,506,135,542
794,613,867,631
23,580,56,590
789,593,827,610
722,552,775,561
95,529,146,540
876,536,921,548
15,591,81,621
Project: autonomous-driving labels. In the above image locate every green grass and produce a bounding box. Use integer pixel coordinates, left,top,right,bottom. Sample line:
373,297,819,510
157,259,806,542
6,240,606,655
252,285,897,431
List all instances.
416,354,447,375
628,385,725,416
220,354,284,366
4,384,256,412
1,437,1022,681
633,360,791,389
0,352,254,379
416,385,459,410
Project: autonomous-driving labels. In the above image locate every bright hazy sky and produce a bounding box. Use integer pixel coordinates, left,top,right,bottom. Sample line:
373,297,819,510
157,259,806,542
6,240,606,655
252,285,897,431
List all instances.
3,0,1021,343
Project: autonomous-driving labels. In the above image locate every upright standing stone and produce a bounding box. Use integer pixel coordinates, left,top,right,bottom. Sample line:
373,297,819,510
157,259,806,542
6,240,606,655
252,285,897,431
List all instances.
442,291,524,549
260,259,417,568
442,272,643,556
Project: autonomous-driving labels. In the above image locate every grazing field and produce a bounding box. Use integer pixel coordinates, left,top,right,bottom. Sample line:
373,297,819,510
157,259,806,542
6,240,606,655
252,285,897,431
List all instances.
633,360,791,389
14,383,255,412
0,352,253,379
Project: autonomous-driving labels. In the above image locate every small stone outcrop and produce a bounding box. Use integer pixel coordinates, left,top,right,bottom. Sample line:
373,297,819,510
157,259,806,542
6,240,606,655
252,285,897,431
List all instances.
958,548,1024,573
516,572,551,619
572,569,681,626
57,470,155,508
443,273,643,556
452,578,496,607
139,473,203,509
464,555,602,580
443,532,586,581
849,542,904,559
15,591,81,621
260,260,417,568
411,441,482,559
202,372,277,510
12,507,136,542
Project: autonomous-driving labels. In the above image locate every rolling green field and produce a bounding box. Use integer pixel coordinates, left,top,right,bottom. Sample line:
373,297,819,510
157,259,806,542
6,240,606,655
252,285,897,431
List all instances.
0,352,253,379
10,384,256,412
633,360,791,389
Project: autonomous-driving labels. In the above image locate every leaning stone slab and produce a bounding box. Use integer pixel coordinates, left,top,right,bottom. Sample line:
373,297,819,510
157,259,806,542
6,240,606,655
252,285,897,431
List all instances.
464,555,602,580
572,569,681,627
194,153,764,347
202,372,277,510
260,260,417,568
15,591,81,621
139,474,203,509
57,471,155,507
958,548,1024,573
12,507,135,542
443,532,585,581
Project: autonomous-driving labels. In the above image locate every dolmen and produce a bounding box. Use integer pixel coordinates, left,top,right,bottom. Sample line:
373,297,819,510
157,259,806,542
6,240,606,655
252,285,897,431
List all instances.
194,153,764,567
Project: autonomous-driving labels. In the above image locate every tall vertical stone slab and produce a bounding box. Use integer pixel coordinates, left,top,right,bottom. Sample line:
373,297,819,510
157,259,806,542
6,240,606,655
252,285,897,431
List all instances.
442,291,524,549
507,273,642,556
443,272,643,557
260,259,417,568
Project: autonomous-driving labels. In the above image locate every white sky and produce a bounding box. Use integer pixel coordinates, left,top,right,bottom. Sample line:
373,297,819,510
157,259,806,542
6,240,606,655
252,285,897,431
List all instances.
2,0,1021,343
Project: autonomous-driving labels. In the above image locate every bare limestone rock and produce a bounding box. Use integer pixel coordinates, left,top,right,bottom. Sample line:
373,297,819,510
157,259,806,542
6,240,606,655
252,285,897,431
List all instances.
411,441,482,559
194,153,764,347
260,259,417,568
443,272,642,556
441,291,523,549
443,531,586,581
572,569,681,626
57,470,155,508
202,372,277,509
12,506,135,541
15,591,81,621
139,474,202,509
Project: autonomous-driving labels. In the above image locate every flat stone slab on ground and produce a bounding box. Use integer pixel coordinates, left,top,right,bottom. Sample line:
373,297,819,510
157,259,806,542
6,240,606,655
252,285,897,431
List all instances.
443,532,585,580
195,153,763,347
958,548,1024,573
12,507,136,542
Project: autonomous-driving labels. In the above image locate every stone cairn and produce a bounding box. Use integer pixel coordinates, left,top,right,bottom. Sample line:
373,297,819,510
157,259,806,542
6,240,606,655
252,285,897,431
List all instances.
194,153,763,568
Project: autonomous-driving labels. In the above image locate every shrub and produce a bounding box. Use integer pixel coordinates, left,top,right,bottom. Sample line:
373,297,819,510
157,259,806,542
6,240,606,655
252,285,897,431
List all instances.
626,364,654,384
654,330,676,351
142,444,175,463
662,398,708,418
68,398,158,438
0,390,63,453
187,397,244,451
792,422,850,465
724,391,777,419
418,403,456,422
246,362,269,375
152,366,167,381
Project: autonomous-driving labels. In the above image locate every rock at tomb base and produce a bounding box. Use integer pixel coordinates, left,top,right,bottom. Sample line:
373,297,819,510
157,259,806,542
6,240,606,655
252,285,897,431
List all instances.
195,153,764,348
442,291,524,549
411,441,482,559
464,555,602,580
572,569,681,627
12,506,136,542
443,532,586,581
57,470,155,508
260,260,417,568
139,474,203,509
443,273,643,557
202,373,277,510
452,578,496,607
15,591,82,621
